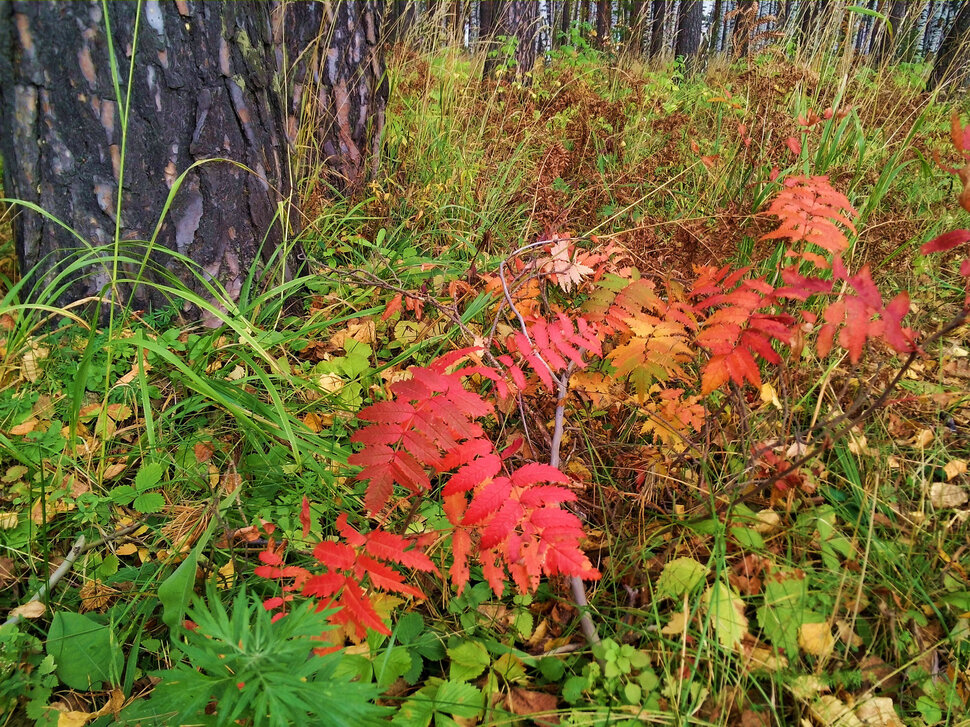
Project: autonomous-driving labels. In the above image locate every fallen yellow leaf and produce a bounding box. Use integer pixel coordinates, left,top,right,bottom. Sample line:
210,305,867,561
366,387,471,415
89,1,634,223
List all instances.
943,459,967,481
798,621,835,657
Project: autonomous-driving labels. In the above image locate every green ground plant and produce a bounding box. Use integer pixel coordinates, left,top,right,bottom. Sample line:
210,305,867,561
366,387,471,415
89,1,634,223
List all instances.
1,13,970,727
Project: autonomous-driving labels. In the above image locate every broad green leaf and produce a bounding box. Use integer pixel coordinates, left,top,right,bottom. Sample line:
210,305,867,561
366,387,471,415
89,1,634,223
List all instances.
703,581,748,649
46,612,123,690
433,680,483,719
757,575,817,657
133,492,165,514
447,640,489,682
135,461,165,491
158,523,213,632
656,557,708,598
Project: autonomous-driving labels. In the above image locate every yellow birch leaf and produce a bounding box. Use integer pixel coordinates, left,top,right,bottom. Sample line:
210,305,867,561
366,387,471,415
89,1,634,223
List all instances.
217,560,235,589
943,459,967,481
798,621,835,657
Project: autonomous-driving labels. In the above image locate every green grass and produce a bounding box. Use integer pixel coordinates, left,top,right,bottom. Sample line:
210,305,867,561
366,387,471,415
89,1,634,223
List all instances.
2,28,970,727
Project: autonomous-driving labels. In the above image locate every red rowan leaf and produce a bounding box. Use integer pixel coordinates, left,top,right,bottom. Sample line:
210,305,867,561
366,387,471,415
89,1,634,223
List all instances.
299,496,311,538
921,229,970,254
465,476,513,525
334,580,389,639
442,454,502,496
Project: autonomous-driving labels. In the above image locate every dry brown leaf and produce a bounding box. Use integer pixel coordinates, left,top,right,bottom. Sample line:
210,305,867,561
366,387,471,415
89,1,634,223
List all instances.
91,689,126,719
0,556,15,587
855,697,904,727
798,621,835,657
914,428,934,449
507,688,559,724
810,695,864,727
9,600,45,619
943,459,967,481
102,462,127,480
928,482,970,509
115,543,138,556
835,619,864,648
0,512,17,529
9,418,37,435
52,704,91,727
754,509,781,534
79,580,114,613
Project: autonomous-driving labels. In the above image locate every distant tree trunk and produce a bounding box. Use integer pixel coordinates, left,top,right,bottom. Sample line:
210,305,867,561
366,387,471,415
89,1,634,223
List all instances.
649,0,667,56
482,1,538,78
708,0,724,53
0,0,385,323
732,0,755,57
596,0,612,48
923,0,938,56
559,0,572,44
927,0,970,90
480,0,497,41
675,0,703,72
872,0,908,64
387,0,418,43
630,0,649,54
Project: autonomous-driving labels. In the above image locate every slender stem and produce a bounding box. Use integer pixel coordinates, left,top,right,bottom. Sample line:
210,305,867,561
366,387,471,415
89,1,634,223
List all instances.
4,535,85,627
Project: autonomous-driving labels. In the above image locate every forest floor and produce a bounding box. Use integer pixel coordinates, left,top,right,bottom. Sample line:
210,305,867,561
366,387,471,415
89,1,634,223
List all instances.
1,43,970,726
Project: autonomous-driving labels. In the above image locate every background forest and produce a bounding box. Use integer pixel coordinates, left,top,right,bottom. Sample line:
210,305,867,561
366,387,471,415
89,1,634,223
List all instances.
1,1,970,725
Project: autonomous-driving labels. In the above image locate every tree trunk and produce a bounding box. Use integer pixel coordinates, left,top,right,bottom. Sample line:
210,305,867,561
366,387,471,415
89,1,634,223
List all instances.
872,0,909,64
923,0,937,56
0,0,385,323
708,0,724,53
675,0,703,72
596,0,612,48
732,0,755,57
649,0,667,57
559,0,572,45
280,1,386,195
482,1,538,78
387,0,417,43
927,0,970,90
630,0,649,54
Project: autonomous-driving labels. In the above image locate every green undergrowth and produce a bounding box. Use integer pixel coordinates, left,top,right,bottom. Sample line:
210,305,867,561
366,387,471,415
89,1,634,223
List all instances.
1,41,969,727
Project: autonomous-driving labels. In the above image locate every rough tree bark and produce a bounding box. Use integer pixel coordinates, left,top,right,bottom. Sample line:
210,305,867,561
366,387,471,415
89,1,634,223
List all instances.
928,0,970,91
481,1,538,79
649,0,667,57
596,0,612,49
387,0,418,44
708,0,724,54
558,0,572,46
675,0,703,72
0,0,386,323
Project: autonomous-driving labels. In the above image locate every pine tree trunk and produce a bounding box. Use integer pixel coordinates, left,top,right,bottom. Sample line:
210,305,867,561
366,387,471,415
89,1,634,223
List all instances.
388,0,417,43
675,0,703,72
482,1,538,78
0,0,385,323
559,0,572,45
281,1,387,194
649,0,667,57
630,0,649,54
596,0,612,48
928,0,970,90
